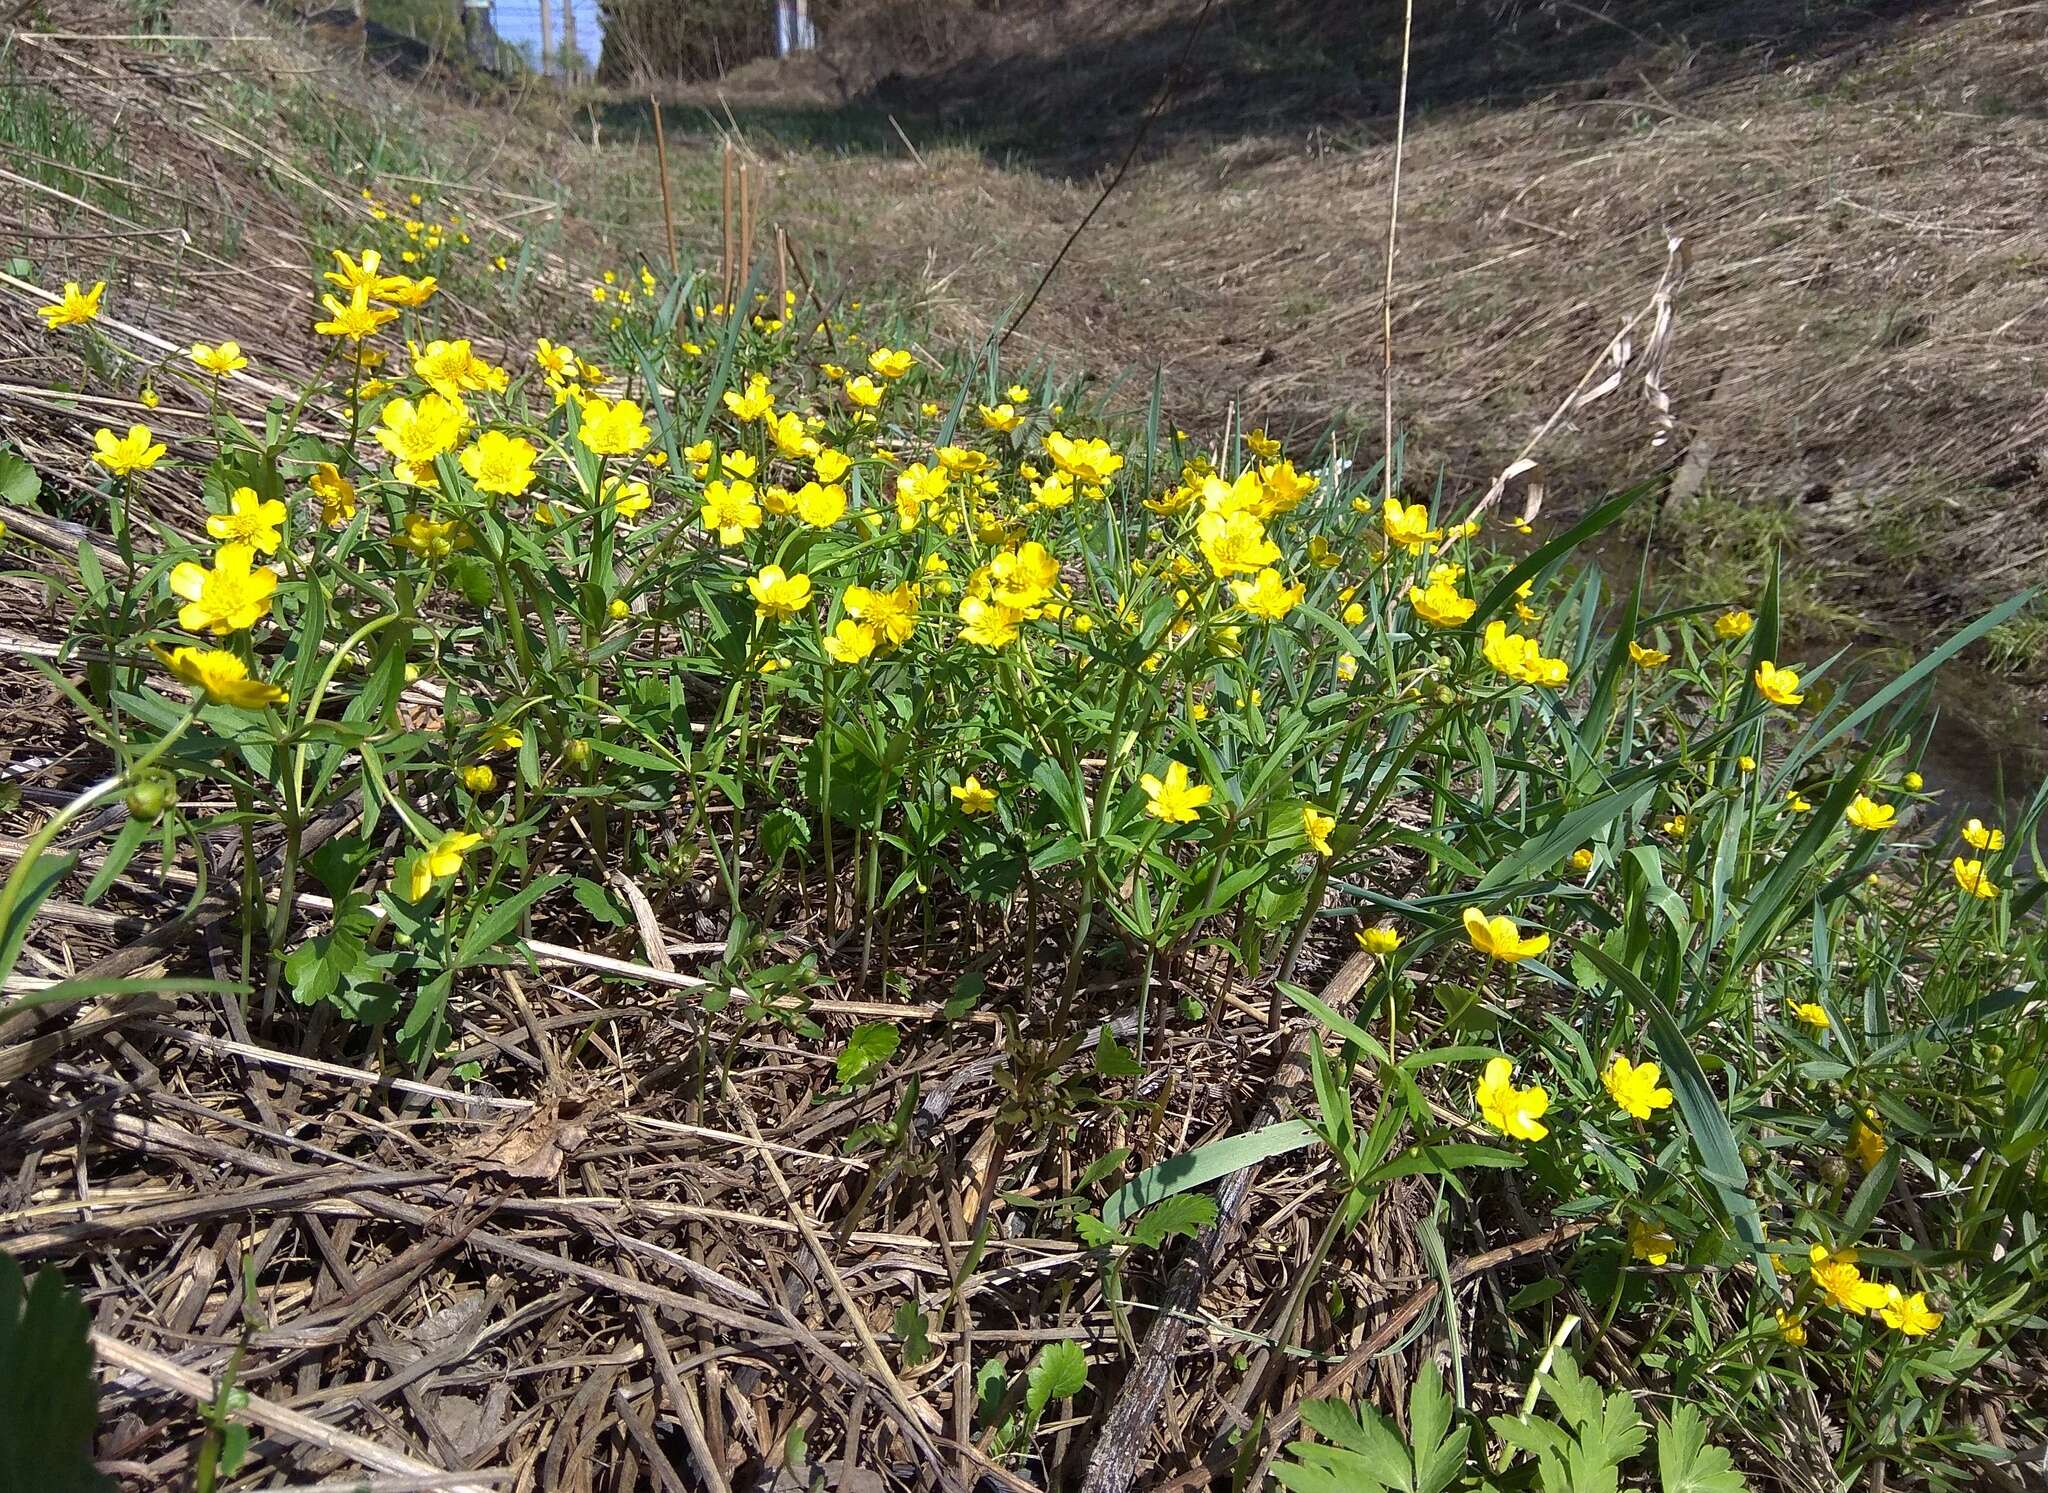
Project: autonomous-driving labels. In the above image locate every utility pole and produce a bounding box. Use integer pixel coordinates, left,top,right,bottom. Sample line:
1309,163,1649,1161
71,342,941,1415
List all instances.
461,0,497,68
538,0,550,74
561,0,578,80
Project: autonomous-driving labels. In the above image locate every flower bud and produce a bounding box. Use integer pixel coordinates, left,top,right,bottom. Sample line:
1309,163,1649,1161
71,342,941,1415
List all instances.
124,769,176,822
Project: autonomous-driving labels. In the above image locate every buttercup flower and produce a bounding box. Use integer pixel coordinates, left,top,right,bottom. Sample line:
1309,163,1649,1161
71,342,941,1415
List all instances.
1603,1055,1674,1120
461,764,497,793
189,341,248,377
1845,794,1895,832
1876,1287,1941,1337
1231,567,1304,622
1462,907,1550,963
39,279,106,328
153,645,285,709
747,565,812,620
843,375,884,409
867,346,914,379
1850,1108,1886,1171
845,583,918,648
1409,581,1475,629
822,618,878,664
1755,660,1805,707
376,393,466,469
1714,609,1754,640
1629,640,1670,668
577,397,651,456
701,479,762,545
92,424,166,476
1357,925,1400,955
1629,1217,1676,1266
1952,857,1999,899
724,375,776,422
406,829,483,901
1807,1245,1889,1316
1963,818,2006,852
1791,1001,1830,1034
979,403,1023,433
1476,1057,1549,1141
314,286,397,341
1775,1309,1807,1347
460,431,539,496
1381,497,1438,552
206,486,286,554
1140,760,1212,823
309,463,358,527
1043,431,1124,486
169,545,277,634
1198,510,1281,578
1301,805,1336,857
1483,621,1568,687
957,595,1023,649
951,776,998,815
795,481,848,528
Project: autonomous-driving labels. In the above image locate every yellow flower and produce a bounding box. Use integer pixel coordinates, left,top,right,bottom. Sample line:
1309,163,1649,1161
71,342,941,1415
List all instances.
1356,925,1401,956
608,598,630,621
459,430,540,496
1141,760,1213,824
406,829,483,900
323,247,404,298
1791,1001,1830,1034
1662,813,1690,839
795,481,849,528
700,479,762,544
139,383,159,409
153,644,285,709
395,513,465,560
1755,660,1805,707
1962,818,2005,852
1336,653,1358,684
1042,430,1124,486
1850,1108,1886,1171
957,594,1023,649
813,447,852,483
1602,1055,1674,1120
747,564,812,620
1952,857,1999,899
895,462,948,530
206,486,286,555
1845,794,1895,832
1475,1057,1549,1141
987,542,1060,610
1629,639,1670,669
1231,567,1305,622
1409,581,1475,629
1381,497,1438,552
376,393,467,469
1714,609,1754,640
92,424,167,476
1629,1216,1676,1266
1006,383,1032,404
1775,1309,1807,1347
38,279,106,328
1243,427,1281,459
1197,509,1280,578
1482,620,1568,687
1570,847,1594,872
577,397,652,456
534,338,576,379
844,582,918,648
1738,755,1757,773
168,545,278,634
769,410,816,458
843,375,884,409
461,763,497,793
189,341,248,377
309,463,357,527
867,346,914,379
480,724,523,754
411,338,505,400
1462,906,1550,963
1259,461,1316,511
1807,1244,1889,1316
821,618,878,664
950,776,998,815
1301,805,1336,857
604,478,650,517
979,402,1023,433
313,286,398,341
1876,1287,1941,1337
1784,789,1814,814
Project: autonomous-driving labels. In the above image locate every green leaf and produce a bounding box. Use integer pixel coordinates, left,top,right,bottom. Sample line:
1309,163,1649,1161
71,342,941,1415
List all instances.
1,852,75,991
891,1300,934,1371
1658,1402,1749,1493
1128,1192,1218,1249
0,1253,114,1493
569,877,628,927
456,873,570,965
0,450,43,507
1104,1120,1317,1228
836,1023,900,1086
1093,1025,1141,1078
1024,1340,1087,1416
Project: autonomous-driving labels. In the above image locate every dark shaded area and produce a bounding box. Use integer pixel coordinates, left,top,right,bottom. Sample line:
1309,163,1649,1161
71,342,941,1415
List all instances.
845,0,1969,172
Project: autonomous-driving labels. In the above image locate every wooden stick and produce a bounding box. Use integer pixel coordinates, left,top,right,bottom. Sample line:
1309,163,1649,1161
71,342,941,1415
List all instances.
775,226,788,320
651,95,678,276
93,1331,506,1493
720,141,735,308
737,164,755,305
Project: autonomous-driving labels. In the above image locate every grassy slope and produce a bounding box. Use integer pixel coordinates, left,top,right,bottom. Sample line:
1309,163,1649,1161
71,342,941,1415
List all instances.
578,0,2048,774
